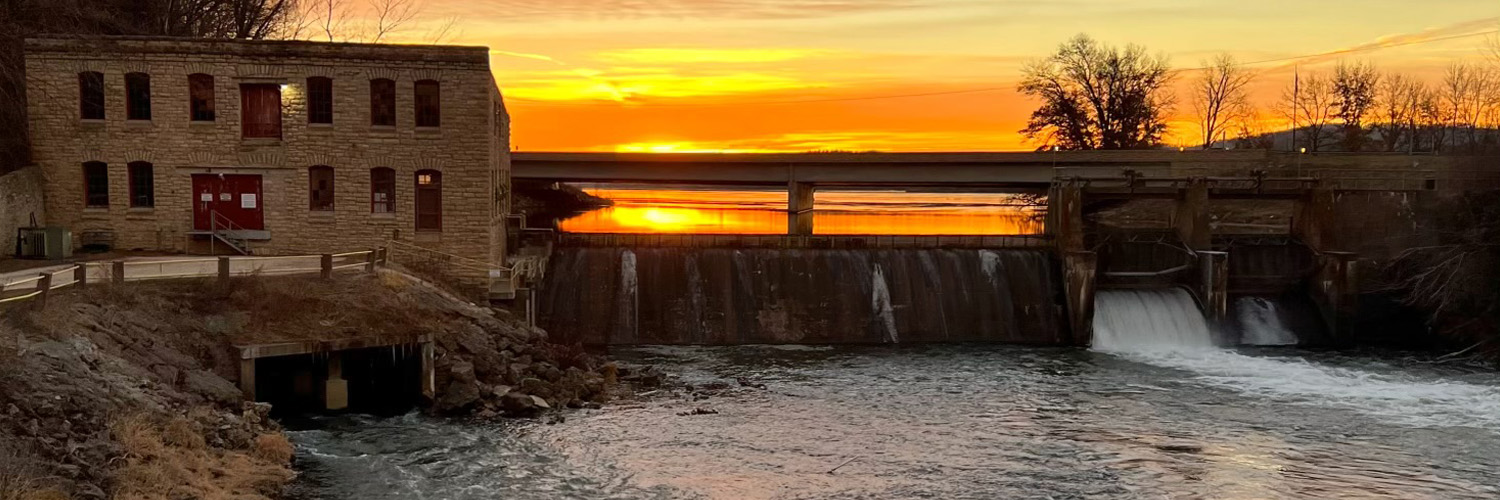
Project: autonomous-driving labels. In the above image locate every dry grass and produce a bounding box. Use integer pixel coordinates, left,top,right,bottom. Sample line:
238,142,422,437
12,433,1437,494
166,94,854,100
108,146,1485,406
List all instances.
109,413,292,500
0,442,65,500
48,273,451,345
250,434,293,464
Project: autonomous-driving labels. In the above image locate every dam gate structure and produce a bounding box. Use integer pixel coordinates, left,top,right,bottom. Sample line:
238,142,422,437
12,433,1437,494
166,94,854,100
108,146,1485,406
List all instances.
510,151,1500,346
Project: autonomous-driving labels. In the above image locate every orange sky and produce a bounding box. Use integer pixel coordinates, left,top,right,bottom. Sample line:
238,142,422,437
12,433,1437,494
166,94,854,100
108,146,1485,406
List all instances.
396,1,1499,152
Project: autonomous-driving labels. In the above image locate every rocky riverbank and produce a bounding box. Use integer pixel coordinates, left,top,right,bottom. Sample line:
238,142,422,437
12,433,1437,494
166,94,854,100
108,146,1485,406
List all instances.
0,271,622,499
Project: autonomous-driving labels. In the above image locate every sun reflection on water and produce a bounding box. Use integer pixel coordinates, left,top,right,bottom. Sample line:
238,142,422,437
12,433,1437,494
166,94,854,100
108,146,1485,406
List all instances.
557,188,1045,235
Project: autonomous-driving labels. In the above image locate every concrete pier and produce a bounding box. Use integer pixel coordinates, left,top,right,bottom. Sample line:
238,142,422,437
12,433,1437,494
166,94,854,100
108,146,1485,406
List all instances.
788,181,815,235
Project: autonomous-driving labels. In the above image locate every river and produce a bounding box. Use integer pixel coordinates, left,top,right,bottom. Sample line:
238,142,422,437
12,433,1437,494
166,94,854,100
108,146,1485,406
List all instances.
286,342,1500,499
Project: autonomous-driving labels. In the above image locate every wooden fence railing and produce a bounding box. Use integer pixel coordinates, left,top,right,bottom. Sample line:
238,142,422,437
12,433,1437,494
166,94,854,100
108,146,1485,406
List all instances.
0,248,387,310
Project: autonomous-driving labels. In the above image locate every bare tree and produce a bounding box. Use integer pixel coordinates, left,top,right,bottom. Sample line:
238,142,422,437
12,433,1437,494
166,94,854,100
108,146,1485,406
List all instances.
1191,53,1254,149
1374,73,1425,152
1018,34,1176,150
369,0,418,42
1440,63,1498,153
1333,61,1379,151
1281,72,1338,152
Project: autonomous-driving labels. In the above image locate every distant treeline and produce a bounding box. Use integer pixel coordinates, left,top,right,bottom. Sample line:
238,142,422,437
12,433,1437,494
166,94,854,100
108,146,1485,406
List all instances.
1019,34,1500,155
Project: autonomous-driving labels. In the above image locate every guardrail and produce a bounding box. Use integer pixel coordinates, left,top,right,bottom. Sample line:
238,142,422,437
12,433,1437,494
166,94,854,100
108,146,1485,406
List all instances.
0,248,387,310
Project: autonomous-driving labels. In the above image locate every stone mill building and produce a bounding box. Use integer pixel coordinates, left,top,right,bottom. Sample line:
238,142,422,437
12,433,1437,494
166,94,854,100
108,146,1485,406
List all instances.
23,36,512,285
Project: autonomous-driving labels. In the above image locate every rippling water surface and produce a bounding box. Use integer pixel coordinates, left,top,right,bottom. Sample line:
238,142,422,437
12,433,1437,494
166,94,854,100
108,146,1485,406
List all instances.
289,345,1500,499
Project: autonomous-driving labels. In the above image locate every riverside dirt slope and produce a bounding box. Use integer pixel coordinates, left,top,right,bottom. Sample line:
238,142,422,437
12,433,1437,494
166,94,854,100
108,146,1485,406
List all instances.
0,272,618,499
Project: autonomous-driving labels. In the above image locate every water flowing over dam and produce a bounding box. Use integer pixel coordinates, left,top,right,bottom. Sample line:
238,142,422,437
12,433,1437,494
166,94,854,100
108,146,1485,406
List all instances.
539,248,1064,345
1092,288,1500,430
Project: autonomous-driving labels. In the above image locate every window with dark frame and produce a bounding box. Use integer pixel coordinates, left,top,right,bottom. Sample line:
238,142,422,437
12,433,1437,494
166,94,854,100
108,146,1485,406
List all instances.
241,84,282,139
371,167,395,213
414,170,442,231
79,72,105,120
308,77,333,124
188,74,215,122
370,78,396,126
125,72,151,120
415,80,440,127
83,162,109,208
309,166,335,211
128,161,154,208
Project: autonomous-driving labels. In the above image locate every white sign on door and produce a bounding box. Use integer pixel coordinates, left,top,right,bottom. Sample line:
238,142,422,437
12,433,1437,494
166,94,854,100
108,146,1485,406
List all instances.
241,194,257,209
219,193,232,201
200,193,212,202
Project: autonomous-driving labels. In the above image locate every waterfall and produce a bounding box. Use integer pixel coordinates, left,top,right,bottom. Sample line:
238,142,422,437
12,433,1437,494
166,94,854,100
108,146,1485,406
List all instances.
871,264,899,344
1091,288,1215,353
1091,288,1500,430
539,248,1060,344
1235,297,1299,346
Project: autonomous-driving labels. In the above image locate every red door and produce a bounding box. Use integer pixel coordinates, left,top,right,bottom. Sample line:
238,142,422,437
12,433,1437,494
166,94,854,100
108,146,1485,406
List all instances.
193,174,264,230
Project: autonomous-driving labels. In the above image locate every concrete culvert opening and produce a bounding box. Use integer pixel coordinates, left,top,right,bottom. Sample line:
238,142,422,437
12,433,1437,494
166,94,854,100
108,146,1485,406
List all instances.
238,337,434,418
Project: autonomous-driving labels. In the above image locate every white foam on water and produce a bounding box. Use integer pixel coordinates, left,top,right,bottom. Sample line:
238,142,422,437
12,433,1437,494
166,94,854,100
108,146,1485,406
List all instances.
1093,289,1500,430
1235,297,1299,346
871,264,899,344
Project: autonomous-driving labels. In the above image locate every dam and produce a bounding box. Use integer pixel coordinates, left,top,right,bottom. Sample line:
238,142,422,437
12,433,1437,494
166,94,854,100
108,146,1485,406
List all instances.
512,150,1500,347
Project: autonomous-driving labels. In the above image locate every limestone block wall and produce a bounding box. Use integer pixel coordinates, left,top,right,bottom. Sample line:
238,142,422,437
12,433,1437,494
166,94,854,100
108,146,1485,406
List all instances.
24,36,510,272
0,166,46,257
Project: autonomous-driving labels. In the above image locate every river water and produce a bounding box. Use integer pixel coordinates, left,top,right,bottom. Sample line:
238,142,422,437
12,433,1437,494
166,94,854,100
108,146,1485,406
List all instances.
287,291,1500,499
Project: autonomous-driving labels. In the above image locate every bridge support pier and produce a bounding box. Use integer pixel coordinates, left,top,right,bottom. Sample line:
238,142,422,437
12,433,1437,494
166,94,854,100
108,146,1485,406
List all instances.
1062,251,1098,345
1312,251,1359,343
788,181,815,235
1048,181,1085,252
325,352,348,411
1197,251,1228,324
1175,178,1211,251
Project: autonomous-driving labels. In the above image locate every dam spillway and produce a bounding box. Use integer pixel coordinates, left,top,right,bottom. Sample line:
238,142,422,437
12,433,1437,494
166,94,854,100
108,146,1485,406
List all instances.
538,248,1064,345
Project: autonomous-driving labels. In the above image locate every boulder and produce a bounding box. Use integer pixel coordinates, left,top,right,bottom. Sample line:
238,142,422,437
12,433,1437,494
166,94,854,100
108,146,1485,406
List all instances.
499,391,539,414
436,380,482,413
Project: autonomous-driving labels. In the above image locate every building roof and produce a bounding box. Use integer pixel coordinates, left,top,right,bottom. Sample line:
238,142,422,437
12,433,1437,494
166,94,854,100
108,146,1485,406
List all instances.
24,35,489,65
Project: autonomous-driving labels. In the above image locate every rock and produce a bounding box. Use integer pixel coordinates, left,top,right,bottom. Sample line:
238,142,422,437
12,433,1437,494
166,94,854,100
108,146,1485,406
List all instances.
529,395,551,409
437,380,482,412
1155,442,1204,453
183,370,242,405
150,364,182,385
499,391,539,414
477,408,498,419
450,360,476,383
736,377,767,390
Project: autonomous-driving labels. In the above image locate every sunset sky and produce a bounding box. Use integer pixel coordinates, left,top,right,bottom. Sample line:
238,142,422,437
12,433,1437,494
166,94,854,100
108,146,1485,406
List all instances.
402,1,1500,152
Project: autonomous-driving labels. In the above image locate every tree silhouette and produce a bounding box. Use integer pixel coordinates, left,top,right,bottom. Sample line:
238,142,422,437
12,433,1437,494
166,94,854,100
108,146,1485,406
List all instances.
1018,34,1175,151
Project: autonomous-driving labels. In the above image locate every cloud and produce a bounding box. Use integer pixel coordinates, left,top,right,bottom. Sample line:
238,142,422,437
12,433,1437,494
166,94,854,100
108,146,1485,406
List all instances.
596,48,835,64
1275,17,1500,68
429,0,938,21
505,70,829,101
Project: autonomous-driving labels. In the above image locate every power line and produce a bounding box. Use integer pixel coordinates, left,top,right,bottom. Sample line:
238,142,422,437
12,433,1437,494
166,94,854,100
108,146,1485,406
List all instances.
506,28,1500,108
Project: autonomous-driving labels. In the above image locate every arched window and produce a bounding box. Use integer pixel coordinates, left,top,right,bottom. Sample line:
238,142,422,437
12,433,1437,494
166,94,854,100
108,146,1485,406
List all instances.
370,78,396,126
83,161,109,207
307,76,333,124
309,166,335,211
370,167,395,213
127,161,154,208
124,72,151,120
414,80,440,127
78,72,105,120
414,170,441,231
188,74,215,121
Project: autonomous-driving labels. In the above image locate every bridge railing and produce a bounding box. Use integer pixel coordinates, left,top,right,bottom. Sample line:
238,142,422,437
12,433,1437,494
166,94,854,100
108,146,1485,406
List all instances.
554,233,1052,249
